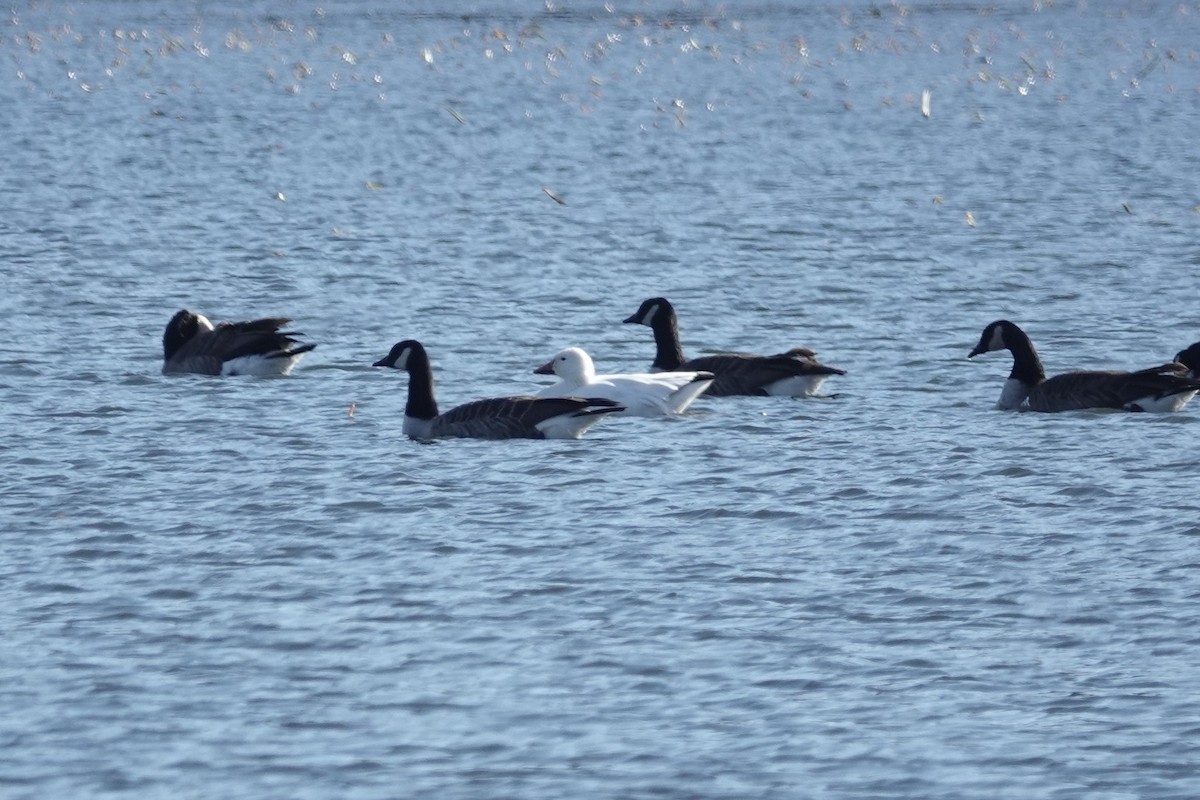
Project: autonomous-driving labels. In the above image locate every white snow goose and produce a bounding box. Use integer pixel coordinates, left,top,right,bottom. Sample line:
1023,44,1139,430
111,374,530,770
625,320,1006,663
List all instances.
162,310,316,376
373,340,622,440
968,319,1200,412
533,346,714,417
622,297,846,397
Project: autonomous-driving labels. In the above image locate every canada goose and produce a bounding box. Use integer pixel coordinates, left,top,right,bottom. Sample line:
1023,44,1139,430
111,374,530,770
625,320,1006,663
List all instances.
162,310,316,376
373,340,622,440
533,346,714,416
1174,342,1200,378
968,319,1200,412
622,297,845,397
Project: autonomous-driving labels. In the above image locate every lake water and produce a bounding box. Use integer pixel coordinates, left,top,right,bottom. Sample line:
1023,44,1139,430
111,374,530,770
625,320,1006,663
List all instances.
3,1,1200,797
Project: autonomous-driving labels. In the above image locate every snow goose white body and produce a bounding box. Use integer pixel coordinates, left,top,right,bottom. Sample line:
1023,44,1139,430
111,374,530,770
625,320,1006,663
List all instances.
533,346,714,417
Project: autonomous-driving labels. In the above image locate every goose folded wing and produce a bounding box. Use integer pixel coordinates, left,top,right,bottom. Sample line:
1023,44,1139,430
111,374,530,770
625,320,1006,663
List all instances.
165,331,240,375
770,346,820,360
684,353,844,395
1034,370,1200,411
225,317,295,333
214,320,308,360
165,348,225,375
1134,362,1190,376
434,396,613,439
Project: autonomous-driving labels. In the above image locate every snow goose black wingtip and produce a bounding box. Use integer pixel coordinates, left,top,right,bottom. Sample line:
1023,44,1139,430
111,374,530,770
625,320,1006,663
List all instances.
162,309,316,376
621,296,845,397
969,320,1200,412
373,340,623,440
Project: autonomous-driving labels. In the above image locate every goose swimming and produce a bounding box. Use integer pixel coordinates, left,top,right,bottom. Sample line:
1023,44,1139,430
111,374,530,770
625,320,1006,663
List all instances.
968,319,1200,412
373,339,622,440
533,346,714,416
622,297,845,397
162,310,316,376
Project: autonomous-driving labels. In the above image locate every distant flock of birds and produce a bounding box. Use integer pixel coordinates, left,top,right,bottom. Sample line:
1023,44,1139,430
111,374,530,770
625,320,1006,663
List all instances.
162,299,1200,440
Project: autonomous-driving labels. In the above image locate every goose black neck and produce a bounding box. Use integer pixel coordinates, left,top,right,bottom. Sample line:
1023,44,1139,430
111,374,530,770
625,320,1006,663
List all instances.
650,310,686,371
1005,324,1046,386
404,345,439,421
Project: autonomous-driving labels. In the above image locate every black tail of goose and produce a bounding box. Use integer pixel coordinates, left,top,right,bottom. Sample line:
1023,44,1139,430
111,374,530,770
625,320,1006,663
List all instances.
162,310,316,376
372,339,622,440
968,320,1200,412
622,296,845,397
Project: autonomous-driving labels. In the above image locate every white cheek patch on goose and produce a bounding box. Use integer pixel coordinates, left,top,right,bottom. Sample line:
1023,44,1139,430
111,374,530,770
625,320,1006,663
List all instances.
987,325,1006,352
641,304,659,326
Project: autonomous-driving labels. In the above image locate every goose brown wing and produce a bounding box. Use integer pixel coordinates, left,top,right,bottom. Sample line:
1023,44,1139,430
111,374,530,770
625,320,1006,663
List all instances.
163,329,239,374
1029,370,1200,412
212,319,308,361
432,396,614,439
163,347,225,375
231,317,294,333
164,318,309,374
681,353,845,397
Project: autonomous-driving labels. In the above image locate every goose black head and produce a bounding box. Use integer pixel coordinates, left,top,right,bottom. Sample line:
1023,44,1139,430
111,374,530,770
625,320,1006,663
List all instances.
373,339,425,370
969,320,1018,359
623,297,674,327
162,309,211,360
